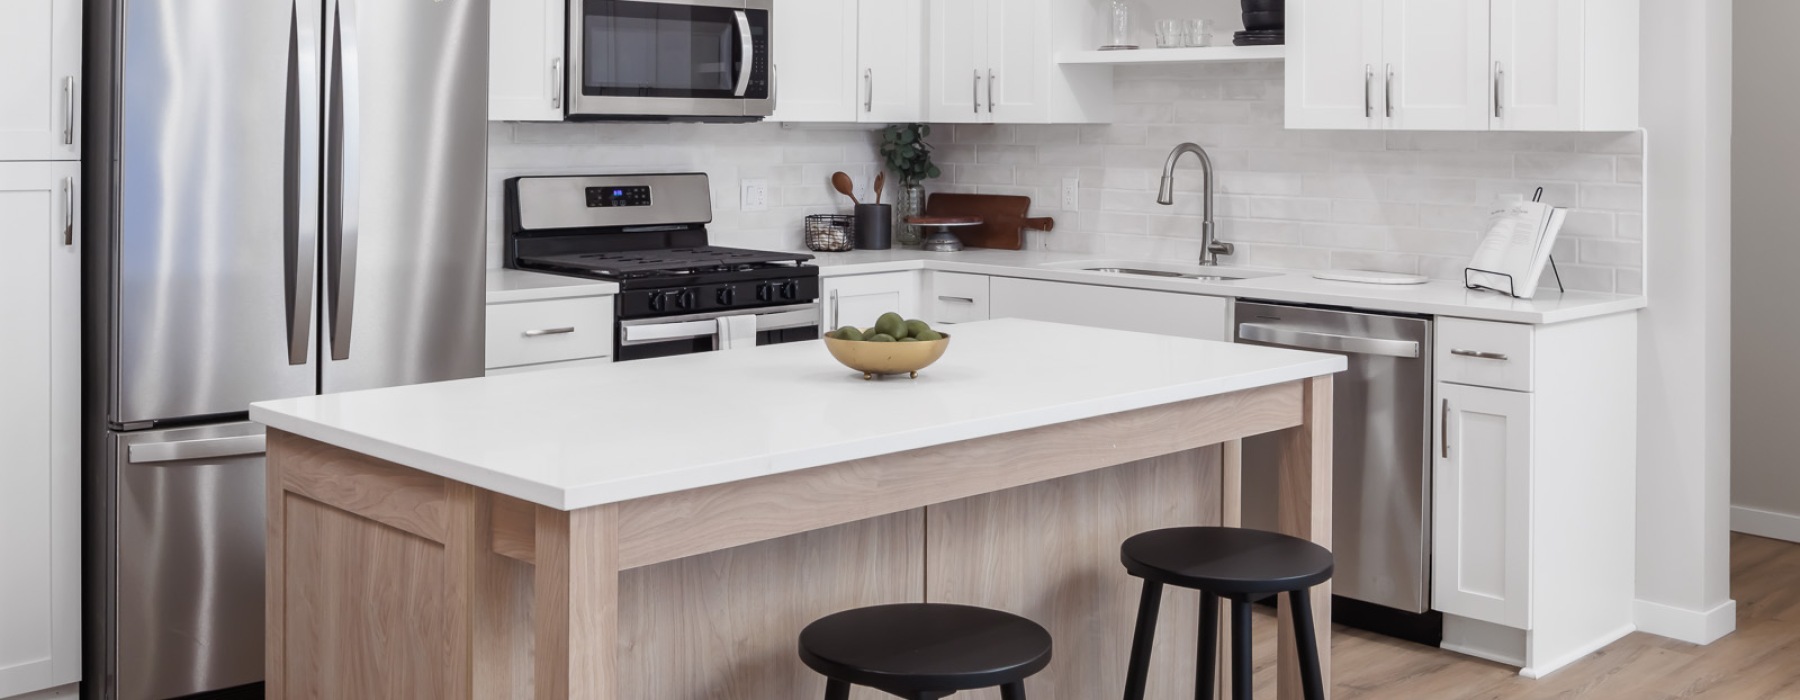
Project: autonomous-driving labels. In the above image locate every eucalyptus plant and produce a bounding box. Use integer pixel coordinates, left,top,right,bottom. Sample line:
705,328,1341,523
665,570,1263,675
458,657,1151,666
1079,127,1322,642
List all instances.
879,123,942,187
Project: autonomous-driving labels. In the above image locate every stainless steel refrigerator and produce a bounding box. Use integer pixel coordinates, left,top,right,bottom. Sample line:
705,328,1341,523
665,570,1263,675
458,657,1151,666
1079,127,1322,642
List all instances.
79,1,489,698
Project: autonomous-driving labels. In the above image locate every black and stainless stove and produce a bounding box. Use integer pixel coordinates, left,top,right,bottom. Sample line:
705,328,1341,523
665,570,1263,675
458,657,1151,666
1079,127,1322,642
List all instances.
504,173,822,361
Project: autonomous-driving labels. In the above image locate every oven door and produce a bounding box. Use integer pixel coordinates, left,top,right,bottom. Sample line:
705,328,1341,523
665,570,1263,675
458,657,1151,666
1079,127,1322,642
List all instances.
617,303,818,361
568,0,773,120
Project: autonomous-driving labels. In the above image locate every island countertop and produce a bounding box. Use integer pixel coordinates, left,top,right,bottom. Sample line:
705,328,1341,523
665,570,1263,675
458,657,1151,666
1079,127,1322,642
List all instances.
250,319,1344,510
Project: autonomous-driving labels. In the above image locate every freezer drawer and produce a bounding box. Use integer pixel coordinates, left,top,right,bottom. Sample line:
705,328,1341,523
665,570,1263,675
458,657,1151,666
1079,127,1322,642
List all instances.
109,423,266,700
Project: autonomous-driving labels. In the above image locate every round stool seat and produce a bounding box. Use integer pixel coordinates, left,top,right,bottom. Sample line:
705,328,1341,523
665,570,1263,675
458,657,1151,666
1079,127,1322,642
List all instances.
798,603,1053,694
1122,526,1333,596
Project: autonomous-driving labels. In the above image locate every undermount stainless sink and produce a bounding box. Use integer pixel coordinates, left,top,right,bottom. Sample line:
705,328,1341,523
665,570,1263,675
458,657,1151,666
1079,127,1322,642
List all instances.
1081,266,1273,282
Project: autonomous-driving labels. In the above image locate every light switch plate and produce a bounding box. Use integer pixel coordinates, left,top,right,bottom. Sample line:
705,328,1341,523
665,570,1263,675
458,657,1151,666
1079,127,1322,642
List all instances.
1061,177,1080,210
741,179,769,212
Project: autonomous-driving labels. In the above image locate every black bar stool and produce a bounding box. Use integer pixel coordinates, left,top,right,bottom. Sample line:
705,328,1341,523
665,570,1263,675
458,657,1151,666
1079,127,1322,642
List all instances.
798,603,1053,700
1119,526,1332,700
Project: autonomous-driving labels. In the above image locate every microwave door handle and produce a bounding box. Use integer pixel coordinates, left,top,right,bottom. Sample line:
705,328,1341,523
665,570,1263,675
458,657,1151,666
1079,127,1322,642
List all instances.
733,10,753,98
285,0,322,366
326,0,362,361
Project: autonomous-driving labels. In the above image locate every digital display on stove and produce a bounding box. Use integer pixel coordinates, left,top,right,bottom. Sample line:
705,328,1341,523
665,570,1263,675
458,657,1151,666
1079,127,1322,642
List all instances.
585,185,652,208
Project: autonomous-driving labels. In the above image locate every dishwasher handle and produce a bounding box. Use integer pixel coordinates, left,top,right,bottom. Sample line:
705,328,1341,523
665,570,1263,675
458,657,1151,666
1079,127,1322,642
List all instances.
1238,323,1421,359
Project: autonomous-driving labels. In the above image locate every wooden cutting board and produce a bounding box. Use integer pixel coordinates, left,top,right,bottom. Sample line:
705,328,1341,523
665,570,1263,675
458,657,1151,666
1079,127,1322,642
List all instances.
921,194,1054,250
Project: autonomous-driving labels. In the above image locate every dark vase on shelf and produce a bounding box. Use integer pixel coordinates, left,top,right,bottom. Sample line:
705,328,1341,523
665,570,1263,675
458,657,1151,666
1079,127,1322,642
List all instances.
1237,0,1284,45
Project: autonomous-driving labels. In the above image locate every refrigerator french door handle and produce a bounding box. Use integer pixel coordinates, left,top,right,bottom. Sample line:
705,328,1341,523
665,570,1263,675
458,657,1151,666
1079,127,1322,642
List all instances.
732,10,753,98
285,0,322,366
326,0,362,361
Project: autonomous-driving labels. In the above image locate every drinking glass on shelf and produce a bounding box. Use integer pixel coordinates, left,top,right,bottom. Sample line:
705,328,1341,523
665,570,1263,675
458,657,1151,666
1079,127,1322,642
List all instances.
1155,19,1186,48
1183,19,1215,47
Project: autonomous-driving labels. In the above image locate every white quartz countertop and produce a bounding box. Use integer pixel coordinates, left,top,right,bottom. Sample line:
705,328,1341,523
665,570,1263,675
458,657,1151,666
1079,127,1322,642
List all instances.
802,248,1645,325
487,268,618,304
250,319,1344,511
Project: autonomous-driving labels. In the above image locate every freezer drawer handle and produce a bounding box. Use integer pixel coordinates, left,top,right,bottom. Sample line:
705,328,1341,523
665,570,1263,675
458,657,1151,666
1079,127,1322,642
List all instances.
1450,348,1509,361
1238,323,1421,359
524,327,576,337
129,435,267,465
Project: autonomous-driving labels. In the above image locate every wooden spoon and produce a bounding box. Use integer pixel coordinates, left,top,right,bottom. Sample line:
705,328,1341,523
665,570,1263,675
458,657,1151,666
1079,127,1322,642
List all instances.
874,171,886,205
831,172,860,206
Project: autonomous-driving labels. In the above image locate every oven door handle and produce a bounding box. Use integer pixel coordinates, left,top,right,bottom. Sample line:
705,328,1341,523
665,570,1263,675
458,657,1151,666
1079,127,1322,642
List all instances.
620,304,820,346
757,306,820,332
622,319,720,345
733,10,753,98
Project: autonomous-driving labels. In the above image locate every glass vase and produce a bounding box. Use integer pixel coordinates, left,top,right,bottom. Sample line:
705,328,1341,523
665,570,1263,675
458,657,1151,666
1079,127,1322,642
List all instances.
895,184,926,247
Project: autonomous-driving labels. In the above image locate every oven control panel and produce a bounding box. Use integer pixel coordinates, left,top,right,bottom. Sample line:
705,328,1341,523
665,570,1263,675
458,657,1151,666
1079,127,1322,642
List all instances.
586,185,652,208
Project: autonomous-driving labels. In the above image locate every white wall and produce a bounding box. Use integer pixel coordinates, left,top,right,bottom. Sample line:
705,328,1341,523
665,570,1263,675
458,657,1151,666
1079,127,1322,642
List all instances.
1730,0,1800,543
927,64,1646,293
1634,0,1736,645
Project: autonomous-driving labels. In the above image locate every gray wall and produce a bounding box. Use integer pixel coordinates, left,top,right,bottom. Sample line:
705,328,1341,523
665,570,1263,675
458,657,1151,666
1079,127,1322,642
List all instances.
1732,0,1800,541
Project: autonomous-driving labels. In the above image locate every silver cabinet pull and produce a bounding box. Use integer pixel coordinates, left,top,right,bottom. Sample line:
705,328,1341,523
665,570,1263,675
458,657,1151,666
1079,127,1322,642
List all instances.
1441,398,1450,459
523,327,576,337
551,57,563,110
1364,65,1373,118
1385,64,1394,118
1493,61,1504,118
937,295,975,304
62,177,73,246
829,289,841,329
1450,349,1510,361
864,68,873,112
972,70,981,114
987,69,995,114
62,76,75,145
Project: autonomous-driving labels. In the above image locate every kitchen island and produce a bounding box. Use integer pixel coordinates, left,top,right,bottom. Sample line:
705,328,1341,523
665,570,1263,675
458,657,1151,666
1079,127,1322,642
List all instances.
250,319,1343,700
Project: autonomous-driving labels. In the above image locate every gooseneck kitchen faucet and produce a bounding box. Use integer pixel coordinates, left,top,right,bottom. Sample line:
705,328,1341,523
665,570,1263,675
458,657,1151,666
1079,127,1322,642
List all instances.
1158,142,1235,266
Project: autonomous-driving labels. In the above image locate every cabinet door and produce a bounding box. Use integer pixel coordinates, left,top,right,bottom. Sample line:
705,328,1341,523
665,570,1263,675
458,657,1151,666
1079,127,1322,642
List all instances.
824,272,923,333
1433,383,1532,629
1490,0,1583,131
926,0,987,123
489,0,566,121
983,0,1050,123
1383,0,1490,131
771,0,860,122
0,0,81,160
0,162,81,697
857,0,924,123
1285,0,1386,130
988,278,1229,341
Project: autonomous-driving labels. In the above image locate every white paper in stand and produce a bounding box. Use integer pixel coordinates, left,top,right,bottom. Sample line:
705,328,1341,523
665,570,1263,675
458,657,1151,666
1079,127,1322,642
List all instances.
1466,199,1567,299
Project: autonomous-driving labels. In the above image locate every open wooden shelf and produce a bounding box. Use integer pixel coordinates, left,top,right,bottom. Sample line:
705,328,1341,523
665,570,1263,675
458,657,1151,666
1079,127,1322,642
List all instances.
1055,45,1285,65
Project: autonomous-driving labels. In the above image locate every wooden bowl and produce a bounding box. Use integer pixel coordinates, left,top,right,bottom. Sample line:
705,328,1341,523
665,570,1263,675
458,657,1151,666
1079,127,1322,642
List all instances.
822,329,951,380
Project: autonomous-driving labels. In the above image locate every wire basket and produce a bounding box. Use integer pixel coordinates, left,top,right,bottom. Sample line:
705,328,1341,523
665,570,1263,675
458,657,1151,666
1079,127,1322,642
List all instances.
805,214,855,252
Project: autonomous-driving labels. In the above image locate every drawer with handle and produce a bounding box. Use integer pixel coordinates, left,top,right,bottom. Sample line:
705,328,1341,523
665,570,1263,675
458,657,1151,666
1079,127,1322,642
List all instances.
1436,317,1533,392
928,272,990,325
486,296,615,370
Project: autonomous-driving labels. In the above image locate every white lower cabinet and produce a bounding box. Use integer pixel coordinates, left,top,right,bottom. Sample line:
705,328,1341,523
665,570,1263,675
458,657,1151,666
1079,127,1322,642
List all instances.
1430,313,1637,678
823,272,922,332
0,161,81,698
988,277,1229,342
924,271,990,326
484,294,615,374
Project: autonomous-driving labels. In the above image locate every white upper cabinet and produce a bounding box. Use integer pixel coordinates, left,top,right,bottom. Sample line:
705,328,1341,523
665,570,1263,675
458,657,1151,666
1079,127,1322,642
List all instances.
927,0,1110,124
772,0,923,123
1285,0,1385,130
983,0,1051,123
0,0,81,160
926,0,987,122
1384,0,1491,131
857,0,925,123
489,0,566,122
0,161,82,698
1287,0,1639,131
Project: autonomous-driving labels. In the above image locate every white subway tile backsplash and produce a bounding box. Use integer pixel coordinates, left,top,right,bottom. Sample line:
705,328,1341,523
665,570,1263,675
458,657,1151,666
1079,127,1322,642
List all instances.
1580,183,1646,211
1515,153,1616,182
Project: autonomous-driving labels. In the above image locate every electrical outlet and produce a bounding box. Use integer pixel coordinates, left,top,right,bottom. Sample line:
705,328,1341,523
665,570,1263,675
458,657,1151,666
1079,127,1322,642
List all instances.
1061,177,1080,211
741,179,769,212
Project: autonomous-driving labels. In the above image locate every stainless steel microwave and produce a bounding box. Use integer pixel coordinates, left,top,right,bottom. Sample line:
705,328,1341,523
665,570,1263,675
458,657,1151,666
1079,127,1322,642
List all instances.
566,0,774,121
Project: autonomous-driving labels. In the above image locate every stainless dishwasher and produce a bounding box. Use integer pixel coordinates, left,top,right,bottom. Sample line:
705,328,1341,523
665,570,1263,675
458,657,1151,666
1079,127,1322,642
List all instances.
1235,301,1440,643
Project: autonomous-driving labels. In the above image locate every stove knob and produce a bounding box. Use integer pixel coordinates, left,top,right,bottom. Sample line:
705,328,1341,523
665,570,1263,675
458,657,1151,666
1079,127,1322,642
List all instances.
716,286,736,306
648,291,668,312
756,283,774,303
676,289,697,310
780,280,799,300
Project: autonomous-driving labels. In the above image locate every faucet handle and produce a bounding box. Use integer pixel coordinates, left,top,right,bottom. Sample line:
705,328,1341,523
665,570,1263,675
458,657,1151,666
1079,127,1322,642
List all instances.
1209,240,1235,256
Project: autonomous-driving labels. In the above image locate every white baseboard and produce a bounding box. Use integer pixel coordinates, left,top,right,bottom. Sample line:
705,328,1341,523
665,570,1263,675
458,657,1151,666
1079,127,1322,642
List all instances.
1519,624,1636,679
1732,505,1800,543
1634,598,1736,645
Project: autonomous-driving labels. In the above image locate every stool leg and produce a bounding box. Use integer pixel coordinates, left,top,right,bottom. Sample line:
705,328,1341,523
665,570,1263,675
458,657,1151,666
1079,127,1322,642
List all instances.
1001,681,1028,700
1230,600,1252,700
1195,591,1219,700
1289,589,1327,700
1122,579,1165,700
824,678,850,700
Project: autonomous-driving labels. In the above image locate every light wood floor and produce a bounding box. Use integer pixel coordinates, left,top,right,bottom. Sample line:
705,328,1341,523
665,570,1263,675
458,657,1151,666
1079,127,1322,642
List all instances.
1233,533,1800,699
